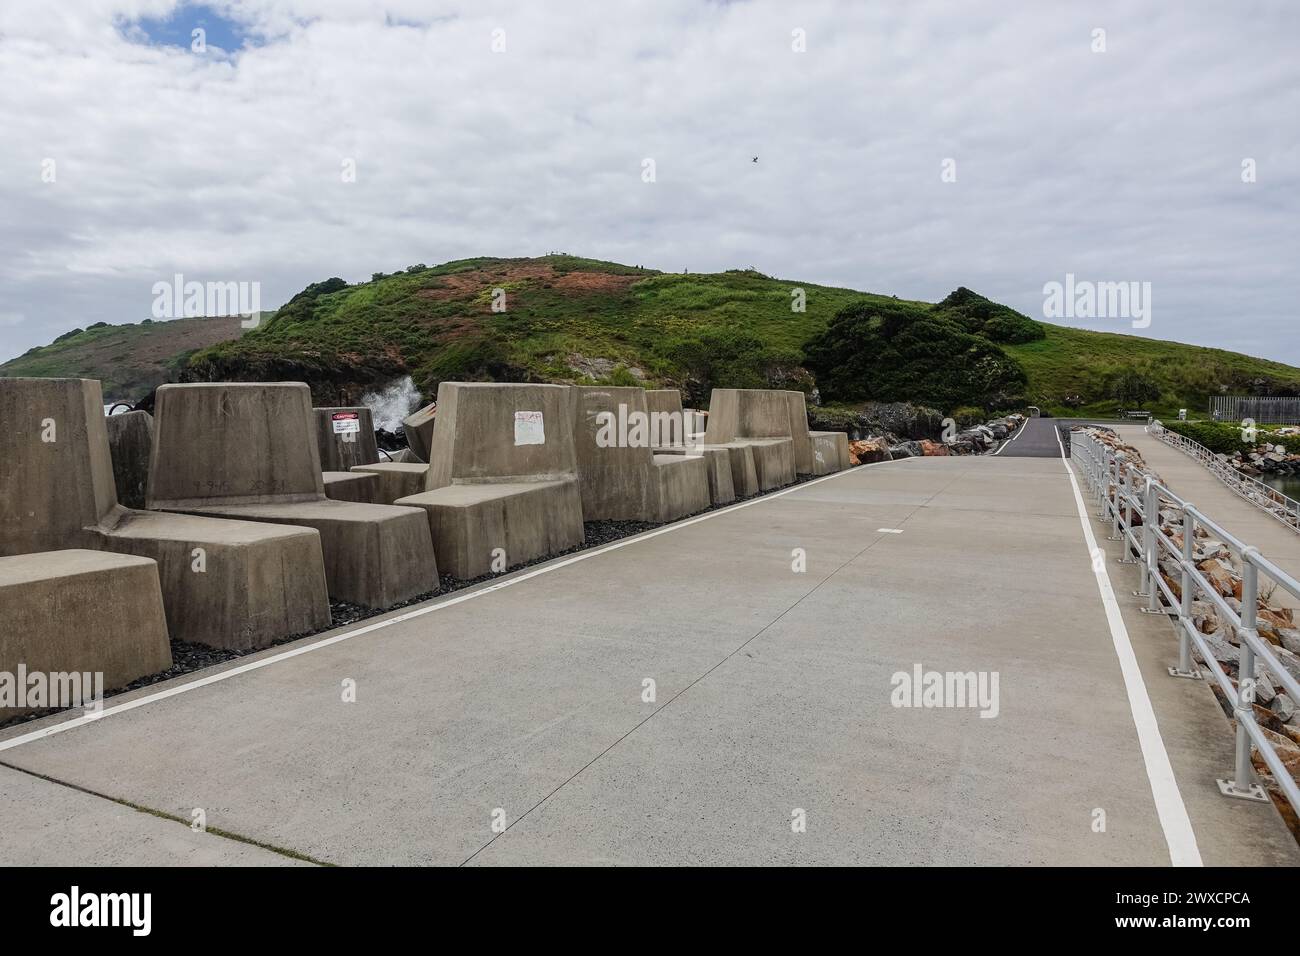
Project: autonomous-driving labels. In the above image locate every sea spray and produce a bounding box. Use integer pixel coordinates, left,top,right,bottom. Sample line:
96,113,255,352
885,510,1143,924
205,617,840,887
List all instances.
360,376,422,432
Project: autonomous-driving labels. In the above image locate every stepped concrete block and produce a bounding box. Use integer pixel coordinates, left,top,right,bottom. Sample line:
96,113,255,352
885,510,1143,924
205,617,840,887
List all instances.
654,446,735,506
571,386,655,520
323,470,378,503
149,383,438,609
96,510,330,651
747,438,796,491
703,388,785,445
105,410,153,510
570,386,710,521
350,462,430,505
398,480,583,580
184,500,435,608
0,549,171,718
780,391,816,475
711,442,759,497
651,454,711,520
0,378,333,650
402,401,437,464
810,431,850,475
314,407,378,471
703,388,829,484
398,382,584,578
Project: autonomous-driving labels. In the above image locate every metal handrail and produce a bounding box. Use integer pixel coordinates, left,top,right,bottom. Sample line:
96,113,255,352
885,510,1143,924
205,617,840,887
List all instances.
1150,420,1300,534
1072,428,1300,811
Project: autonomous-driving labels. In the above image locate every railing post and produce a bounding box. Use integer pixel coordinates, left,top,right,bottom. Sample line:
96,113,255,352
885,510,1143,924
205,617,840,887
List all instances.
1168,505,1202,679
1138,479,1161,611
1097,445,1109,518
1218,550,1267,800
1118,461,1137,562
1109,453,1124,540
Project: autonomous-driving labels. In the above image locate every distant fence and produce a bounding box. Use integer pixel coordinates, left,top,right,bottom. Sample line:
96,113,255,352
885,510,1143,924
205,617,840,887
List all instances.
1208,395,1300,424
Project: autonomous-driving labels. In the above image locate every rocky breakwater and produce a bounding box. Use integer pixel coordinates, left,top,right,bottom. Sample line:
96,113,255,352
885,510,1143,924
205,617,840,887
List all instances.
847,413,1026,464
1222,427,1300,480
1083,427,1300,838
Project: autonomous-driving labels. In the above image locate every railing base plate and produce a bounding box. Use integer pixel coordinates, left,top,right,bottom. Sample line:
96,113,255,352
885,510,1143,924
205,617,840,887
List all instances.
1167,666,1203,680
1216,778,1268,802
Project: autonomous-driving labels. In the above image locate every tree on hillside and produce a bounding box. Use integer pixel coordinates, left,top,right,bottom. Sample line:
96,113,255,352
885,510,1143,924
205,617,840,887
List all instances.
932,287,1046,344
1108,367,1161,409
804,299,1028,410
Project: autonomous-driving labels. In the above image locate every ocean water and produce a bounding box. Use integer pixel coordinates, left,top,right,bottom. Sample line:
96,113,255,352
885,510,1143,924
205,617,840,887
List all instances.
1262,474,1300,500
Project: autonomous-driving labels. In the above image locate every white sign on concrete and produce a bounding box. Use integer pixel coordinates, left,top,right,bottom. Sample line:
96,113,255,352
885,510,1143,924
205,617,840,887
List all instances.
332,412,361,434
514,410,545,446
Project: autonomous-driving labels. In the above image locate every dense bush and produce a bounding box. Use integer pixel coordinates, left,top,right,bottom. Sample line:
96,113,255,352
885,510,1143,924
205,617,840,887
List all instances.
1162,420,1292,454
805,299,1028,410
933,287,1046,344
666,327,804,395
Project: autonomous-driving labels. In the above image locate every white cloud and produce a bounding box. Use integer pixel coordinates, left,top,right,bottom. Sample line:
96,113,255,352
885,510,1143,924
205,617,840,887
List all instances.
0,0,1297,363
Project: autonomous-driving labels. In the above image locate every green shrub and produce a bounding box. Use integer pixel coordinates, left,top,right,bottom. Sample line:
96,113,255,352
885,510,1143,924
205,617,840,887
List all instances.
805,299,1028,409
1162,420,1292,454
933,287,1046,344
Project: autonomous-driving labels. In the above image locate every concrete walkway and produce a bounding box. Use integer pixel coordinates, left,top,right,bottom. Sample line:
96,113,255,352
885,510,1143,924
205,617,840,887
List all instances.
2,452,1296,866
1115,423,1300,608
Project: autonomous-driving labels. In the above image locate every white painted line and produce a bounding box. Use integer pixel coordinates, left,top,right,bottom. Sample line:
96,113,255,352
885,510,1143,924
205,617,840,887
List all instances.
1054,427,1202,867
876,528,904,534
992,419,1028,456
0,457,909,754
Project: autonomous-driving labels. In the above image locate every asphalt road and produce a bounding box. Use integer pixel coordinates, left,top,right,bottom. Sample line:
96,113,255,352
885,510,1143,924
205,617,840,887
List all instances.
995,417,1072,457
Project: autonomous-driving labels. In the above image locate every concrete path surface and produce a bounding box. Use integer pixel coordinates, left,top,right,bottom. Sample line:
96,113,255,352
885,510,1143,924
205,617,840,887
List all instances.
2,450,1297,866
1115,423,1300,608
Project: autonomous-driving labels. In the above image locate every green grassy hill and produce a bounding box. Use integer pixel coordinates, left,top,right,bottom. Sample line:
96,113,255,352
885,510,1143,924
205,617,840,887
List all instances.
0,316,246,403
6,254,1298,415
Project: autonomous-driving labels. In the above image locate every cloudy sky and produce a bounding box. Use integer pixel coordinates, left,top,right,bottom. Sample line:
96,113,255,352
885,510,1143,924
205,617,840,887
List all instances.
1,0,1296,364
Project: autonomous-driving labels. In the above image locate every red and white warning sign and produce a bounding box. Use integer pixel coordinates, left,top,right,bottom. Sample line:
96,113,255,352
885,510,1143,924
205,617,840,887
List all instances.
331,411,361,434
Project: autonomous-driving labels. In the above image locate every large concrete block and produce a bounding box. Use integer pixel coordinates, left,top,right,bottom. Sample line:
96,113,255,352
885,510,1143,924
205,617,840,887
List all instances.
702,388,830,484
149,383,324,507
106,410,153,509
0,377,118,555
570,386,710,522
651,454,711,520
97,510,330,651
424,382,579,488
314,407,379,472
401,480,584,579
811,431,850,474
682,442,760,498
188,500,435,608
655,445,736,505
746,438,796,491
779,391,816,475
149,383,438,608
397,382,584,578
1,550,171,718
402,401,437,464
350,462,431,505
571,386,656,520
0,378,333,650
